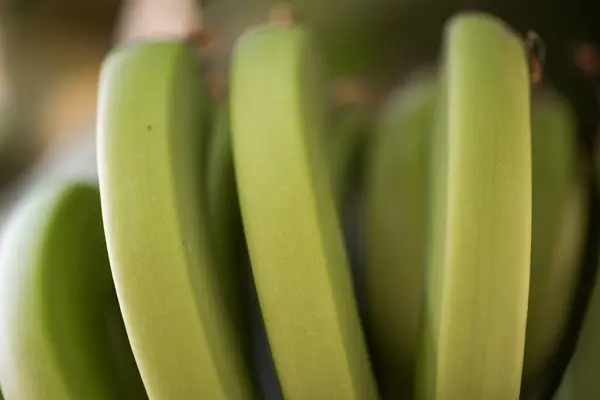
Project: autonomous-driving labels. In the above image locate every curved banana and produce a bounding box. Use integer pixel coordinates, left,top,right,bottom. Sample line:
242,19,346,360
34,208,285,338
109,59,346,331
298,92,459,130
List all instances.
230,23,378,399
0,182,146,399
363,73,437,394
205,100,247,324
97,40,254,399
365,74,585,395
523,88,588,384
416,13,532,399
553,243,600,400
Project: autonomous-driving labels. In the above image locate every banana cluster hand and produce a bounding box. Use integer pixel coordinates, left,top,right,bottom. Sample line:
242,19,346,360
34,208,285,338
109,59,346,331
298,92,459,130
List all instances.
0,10,594,400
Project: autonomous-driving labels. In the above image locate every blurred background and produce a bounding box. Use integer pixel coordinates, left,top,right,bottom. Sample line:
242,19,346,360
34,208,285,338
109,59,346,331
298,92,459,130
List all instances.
0,0,598,219
0,0,597,213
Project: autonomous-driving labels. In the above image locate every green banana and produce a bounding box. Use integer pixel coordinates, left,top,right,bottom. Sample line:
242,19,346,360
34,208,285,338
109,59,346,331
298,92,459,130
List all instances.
328,104,370,206
553,250,600,399
523,88,588,384
205,100,244,312
204,99,253,363
0,181,146,399
365,72,586,395
363,73,437,394
416,13,531,399
97,40,254,399
230,23,378,399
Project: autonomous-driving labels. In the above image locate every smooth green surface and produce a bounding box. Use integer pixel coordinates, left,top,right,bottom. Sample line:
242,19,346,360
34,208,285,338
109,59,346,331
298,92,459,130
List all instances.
554,259,600,399
524,89,587,383
230,24,378,399
205,100,251,363
328,106,370,206
97,40,253,399
364,75,437,391
0,182,146,400
417,13,531,399
363,79,585,392
206,102,242,285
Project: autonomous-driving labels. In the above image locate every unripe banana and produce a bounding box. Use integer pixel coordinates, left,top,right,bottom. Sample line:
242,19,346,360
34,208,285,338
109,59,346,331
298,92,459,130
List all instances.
553,253,600,400
523,88,588,384
230,23,378,399
97,40,254,399
365,74,585,396
205,100,246,326
363,73,437,395
0,181,146,400
416,13,531,399
328,105,370,207
204,99,257,376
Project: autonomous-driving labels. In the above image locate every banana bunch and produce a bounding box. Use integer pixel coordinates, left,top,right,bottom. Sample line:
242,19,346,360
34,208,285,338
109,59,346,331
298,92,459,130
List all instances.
0,8,596,400
364,61,588,397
